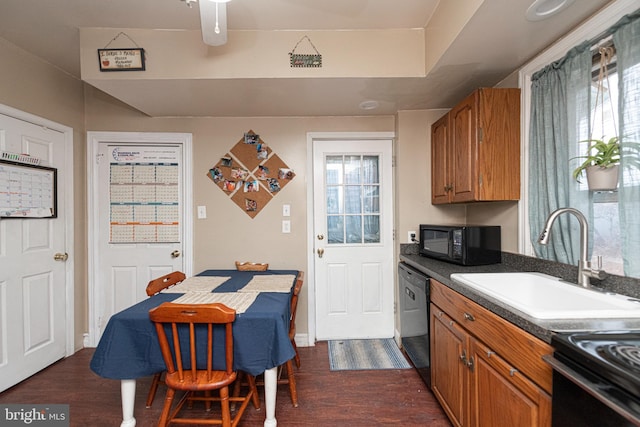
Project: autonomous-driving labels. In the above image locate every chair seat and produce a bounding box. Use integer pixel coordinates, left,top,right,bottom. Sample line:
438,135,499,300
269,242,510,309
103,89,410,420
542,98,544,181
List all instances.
165,370,237,391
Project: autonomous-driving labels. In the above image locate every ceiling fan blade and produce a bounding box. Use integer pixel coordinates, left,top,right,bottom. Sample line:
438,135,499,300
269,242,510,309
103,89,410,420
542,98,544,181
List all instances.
199,0,227,46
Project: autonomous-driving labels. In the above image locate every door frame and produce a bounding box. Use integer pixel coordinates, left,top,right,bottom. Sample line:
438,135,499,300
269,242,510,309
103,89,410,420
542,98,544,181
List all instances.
86,131,193,346
0,103,75,356
305,131,395,346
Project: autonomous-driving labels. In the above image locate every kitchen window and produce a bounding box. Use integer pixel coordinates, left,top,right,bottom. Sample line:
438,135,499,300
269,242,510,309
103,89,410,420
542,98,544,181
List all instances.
525,5,640,279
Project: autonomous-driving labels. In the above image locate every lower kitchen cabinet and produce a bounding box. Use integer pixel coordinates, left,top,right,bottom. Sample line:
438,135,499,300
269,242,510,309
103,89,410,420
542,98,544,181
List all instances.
431,307,468,426
430,279,552,427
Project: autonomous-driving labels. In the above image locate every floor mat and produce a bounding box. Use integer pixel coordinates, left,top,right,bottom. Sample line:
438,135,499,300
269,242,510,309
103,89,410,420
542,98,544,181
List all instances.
328,338,411,371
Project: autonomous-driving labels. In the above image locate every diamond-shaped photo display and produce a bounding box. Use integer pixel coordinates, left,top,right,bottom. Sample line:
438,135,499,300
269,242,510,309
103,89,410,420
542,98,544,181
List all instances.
206,130,294,218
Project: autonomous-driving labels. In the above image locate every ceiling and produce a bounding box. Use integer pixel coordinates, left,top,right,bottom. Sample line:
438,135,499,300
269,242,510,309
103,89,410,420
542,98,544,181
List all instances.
0,0,613,117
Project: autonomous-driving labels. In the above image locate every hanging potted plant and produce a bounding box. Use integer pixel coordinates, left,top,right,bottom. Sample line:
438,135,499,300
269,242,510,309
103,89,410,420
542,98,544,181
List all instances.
572,136,620,190
571,46,620,191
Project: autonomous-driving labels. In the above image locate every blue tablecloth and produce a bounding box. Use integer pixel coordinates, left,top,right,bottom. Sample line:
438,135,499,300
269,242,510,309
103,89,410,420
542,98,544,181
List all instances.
90,270,298,378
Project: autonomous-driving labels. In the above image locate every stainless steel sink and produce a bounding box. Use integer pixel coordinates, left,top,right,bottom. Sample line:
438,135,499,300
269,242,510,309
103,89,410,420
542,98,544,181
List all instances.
450,272,640,319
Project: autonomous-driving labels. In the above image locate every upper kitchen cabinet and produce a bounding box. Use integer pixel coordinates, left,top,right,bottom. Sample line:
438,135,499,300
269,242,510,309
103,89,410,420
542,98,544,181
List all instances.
431,88,521,204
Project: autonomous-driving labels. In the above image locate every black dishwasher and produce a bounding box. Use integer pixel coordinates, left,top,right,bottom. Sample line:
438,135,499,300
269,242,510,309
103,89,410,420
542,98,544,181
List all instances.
398,262,431,388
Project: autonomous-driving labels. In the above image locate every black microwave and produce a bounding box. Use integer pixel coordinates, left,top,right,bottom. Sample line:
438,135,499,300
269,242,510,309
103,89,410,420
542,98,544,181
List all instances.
419,224,501,266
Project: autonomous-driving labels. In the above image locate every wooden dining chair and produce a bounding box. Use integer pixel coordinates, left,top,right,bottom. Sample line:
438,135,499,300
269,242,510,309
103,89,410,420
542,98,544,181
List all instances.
145,270,186,296
145,271,186,408
149,302,258,427
243,271,304,407
289,271,304,369
276,271,304,406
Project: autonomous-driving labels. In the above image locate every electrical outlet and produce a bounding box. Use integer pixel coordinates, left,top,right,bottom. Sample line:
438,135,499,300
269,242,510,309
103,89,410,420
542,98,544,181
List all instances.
408,231,417,243
282,220,291,233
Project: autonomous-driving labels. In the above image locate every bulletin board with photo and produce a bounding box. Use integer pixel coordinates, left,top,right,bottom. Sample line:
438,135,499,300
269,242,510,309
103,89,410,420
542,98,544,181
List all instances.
206,130,296,218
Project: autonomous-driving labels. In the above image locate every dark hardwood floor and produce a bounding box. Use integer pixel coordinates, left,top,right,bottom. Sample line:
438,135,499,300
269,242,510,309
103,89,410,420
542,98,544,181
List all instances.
0,342,451,426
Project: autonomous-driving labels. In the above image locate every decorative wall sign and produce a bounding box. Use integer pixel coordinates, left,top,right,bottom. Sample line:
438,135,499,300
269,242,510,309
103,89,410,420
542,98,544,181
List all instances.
206,130,295,218
98,48,146,71
289,35,322,68
98,32,145,71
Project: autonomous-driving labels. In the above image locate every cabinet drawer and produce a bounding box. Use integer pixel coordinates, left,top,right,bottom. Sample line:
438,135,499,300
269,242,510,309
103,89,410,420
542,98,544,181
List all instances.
431,279,553,393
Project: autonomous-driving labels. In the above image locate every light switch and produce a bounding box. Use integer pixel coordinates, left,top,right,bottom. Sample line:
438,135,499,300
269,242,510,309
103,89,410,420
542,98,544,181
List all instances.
282,204,291,217
282,220,291,233
197,205,207,219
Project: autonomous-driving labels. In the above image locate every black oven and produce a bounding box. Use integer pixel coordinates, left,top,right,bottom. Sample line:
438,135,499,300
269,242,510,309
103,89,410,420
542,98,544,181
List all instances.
546,331,640,426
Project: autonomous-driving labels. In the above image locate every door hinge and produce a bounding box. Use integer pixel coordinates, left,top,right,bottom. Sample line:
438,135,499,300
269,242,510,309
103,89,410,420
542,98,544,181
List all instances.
392,155,396,167
478,128,483,142
479,174,483,186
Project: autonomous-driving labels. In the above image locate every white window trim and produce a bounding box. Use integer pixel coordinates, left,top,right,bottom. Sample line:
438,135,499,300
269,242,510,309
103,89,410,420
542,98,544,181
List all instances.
517,0,639,256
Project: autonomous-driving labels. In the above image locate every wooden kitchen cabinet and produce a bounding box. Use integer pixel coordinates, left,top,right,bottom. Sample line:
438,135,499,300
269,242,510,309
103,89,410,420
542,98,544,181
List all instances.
431,306,468,427
430,279,552,427
431,87,521,204
431,113,451,204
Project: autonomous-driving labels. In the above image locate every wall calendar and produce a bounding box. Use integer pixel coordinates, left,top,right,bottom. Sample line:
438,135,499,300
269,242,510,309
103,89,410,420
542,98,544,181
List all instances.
0,160,57,218
108,146,180,243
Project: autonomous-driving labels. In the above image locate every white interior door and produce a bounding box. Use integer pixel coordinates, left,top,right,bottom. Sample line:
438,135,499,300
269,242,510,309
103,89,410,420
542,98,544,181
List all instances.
87,132,193,346
312,137,394,340
0,111,72,392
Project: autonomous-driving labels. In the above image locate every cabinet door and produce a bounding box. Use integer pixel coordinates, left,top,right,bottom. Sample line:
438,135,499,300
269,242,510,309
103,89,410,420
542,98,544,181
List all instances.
450,91,478,203
431,113,450,204
431,304,468,427
469,338,551,427
476,87,521,201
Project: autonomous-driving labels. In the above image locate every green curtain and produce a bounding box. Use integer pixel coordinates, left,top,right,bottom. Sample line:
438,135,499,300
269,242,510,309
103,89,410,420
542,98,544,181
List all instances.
528,43,593,265
613,12,640,277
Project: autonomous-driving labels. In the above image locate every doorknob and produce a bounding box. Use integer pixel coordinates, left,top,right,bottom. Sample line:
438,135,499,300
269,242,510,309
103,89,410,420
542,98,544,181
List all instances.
53,252,68,261
317,234,324,240
317,248,324,258
171,250,181,258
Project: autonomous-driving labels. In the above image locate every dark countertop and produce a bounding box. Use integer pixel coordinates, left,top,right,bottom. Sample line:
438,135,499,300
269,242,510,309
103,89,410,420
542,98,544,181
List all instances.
400,245,640,344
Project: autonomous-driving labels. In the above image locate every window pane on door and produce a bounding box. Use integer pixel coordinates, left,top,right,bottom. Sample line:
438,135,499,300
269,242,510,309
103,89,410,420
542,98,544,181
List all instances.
364,215,380,243
345,185,362,214
326,156,343,185
363,185,379,213
327,216,344,244
344,155,361,184
325,153,381,245
326,186,343,214
346,216,362,243
363,156,379,184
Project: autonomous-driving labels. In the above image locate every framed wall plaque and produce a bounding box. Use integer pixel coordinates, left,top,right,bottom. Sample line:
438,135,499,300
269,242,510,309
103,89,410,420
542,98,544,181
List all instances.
98,48,146,71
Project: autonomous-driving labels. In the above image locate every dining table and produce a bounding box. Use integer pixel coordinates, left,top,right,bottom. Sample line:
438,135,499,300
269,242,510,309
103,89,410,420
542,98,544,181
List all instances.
90,269,300,427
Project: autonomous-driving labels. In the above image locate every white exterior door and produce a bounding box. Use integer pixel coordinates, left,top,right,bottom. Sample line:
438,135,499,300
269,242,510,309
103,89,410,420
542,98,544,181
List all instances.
312,137,394,340
0,110,72,392
87,132,192,346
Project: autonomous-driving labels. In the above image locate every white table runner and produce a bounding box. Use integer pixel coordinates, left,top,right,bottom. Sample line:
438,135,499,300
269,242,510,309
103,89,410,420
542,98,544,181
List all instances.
170,292,259,314
238,275,296,293
161,276,231,293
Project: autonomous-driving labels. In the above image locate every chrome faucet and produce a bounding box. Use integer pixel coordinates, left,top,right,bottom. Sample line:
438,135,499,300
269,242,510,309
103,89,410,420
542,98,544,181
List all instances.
538,207,606,287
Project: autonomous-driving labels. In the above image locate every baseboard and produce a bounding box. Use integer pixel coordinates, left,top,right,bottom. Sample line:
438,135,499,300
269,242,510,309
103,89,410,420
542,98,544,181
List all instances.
294,333,313,347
